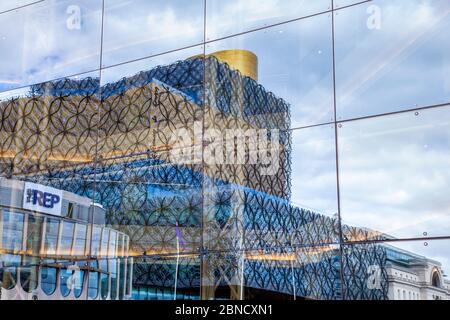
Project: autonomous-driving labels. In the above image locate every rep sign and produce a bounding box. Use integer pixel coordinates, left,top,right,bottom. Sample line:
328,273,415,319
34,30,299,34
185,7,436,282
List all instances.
23,182,63,216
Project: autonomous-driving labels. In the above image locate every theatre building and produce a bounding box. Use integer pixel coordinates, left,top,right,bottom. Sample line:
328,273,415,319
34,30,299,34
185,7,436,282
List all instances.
0,178,132,300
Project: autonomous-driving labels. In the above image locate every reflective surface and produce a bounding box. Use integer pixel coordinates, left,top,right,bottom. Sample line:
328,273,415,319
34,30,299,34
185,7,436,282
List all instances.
0,0,449,301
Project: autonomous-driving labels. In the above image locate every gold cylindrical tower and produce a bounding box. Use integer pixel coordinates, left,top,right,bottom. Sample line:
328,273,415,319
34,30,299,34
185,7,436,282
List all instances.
190,49,258,81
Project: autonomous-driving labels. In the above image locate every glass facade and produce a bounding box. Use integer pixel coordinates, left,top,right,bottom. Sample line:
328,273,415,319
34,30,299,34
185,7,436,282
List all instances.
0,0,449,301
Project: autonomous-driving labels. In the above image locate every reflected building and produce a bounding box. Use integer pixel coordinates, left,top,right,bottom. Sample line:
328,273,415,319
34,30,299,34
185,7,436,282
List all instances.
0,178,132,300
0,50,447,300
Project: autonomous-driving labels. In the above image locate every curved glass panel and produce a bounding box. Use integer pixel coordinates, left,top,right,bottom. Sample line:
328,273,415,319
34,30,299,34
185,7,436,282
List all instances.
1,211,24,251
44,218,59,256
19,264,39,292
108,231,117,258
73,268,85,298
88,271,99,299
101,228,109,257
73,224,87,256
59,267,74,297
40,267,57,295
60,221,75,256
1,267,17,290
26,214,43,255
100,273,109,300
109,259,118,300
91,226,102,256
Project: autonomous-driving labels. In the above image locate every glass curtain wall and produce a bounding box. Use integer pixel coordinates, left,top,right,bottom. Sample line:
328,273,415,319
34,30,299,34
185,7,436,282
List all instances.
0,0,449,300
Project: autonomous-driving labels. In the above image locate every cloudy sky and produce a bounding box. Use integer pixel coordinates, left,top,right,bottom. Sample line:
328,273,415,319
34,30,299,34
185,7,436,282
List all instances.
0,0,450,271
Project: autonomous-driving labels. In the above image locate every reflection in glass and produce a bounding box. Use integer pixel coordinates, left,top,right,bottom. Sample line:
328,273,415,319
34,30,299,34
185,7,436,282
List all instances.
88,271,99,299
338,106,450,239
206,0,331,40
206,13,334,128
102,0,204,67
40,267,57,295
291,125,337,216
19,256,39,293
26,214,43,255
60,267,73,297
344,240,450,300
73,224,87,256
91,226,102,256
100,273,109,300
73,266,85,298
0,0,102,92
44,218,59,255
335,0,450,120
1,211,24,251
60,221,75,256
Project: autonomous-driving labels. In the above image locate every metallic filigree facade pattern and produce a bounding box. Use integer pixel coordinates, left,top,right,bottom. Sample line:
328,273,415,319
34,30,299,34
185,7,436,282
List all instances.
0,56,389,300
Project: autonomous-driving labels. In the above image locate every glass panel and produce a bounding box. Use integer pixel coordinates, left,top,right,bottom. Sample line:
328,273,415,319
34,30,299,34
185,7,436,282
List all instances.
73,262,85,298
108,231,117,258
206,0,332,40
60,221,75,256
205,13,334,129
1,211,24,251
98,46,205,302
40,266,57,295
19,256,39,292
0,1,41,13
101,228,109,257
91,226,102,256
88,271,99,299
100,272,109,300
335,0,450,120
59,267,73,297
44,218,59,255
0,71,100,200
243,244,343,300
73,224,87,256
109,258,118,300
291,125,338,217
102,0,204,67
118,259,126,300
0,0,102,93
343,240,450,300
334,0,366,9
26,214,43,255
338,106,450,239
0,254,20,290
132,255,200,300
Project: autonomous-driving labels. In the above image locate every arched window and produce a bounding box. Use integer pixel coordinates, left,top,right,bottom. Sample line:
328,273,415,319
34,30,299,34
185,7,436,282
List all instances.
1,266,17,290
74,269,85,298
88,272,99,299
20,266,39,292
41,267,57,295
432,271,441,288
60,268,74,297
100,273,109,300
